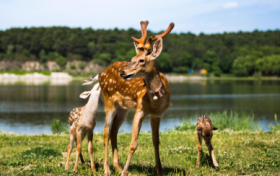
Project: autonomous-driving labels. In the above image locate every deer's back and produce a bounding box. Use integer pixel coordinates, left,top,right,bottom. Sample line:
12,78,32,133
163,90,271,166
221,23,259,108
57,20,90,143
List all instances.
68,107,84,126
99,61,170,112
197,115,213,129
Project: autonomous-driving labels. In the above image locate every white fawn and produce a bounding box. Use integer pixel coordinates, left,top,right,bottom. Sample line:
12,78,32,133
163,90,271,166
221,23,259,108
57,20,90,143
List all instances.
196,115,219,168
65,82,101,173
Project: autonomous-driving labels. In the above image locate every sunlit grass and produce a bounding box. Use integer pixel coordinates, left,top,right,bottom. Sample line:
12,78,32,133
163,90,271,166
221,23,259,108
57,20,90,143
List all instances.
0,70,51,75
0,130,279,175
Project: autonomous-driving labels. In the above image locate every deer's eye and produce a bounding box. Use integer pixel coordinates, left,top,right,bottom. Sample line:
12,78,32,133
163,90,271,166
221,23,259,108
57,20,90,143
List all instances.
139,59,144,63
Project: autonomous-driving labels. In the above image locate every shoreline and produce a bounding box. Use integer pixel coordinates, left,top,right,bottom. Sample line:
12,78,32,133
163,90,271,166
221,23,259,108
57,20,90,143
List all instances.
0,72,73,85
0,72,280,85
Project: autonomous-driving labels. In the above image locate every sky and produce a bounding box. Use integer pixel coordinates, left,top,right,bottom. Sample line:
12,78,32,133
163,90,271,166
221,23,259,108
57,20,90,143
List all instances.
0,0,279,34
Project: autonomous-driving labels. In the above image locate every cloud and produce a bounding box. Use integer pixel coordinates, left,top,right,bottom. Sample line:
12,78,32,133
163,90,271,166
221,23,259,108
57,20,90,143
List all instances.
223,2,238,9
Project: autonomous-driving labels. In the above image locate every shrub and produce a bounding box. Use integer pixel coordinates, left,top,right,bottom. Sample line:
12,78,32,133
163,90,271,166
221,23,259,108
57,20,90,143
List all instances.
78,62,85,69
173,66,189,73
50,119,68,134
69,62,76,69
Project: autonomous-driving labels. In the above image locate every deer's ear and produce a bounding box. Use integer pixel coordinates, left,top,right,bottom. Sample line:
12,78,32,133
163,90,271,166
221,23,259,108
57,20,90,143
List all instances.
133,42,138,54
151,38,163,60
212,126,218,131
197,127,203,131
79,91,91,99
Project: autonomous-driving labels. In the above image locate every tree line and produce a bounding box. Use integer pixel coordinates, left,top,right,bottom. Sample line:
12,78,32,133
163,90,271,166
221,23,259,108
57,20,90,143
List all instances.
0,27,280,76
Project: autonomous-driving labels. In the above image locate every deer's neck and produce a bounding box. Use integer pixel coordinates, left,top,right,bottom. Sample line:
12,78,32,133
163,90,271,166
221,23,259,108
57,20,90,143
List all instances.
144,68,164,100
145,73,162,92
83,95,99,121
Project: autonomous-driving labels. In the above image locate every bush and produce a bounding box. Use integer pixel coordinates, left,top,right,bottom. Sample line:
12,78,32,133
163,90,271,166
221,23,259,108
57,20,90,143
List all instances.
55,54,67,69
173,66,189,73
50,119,68,134
78,62,85,69
69,62,76,69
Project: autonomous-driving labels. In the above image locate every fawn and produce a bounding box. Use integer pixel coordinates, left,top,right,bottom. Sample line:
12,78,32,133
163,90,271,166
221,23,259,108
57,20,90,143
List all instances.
65,82,101,173
196,115,219,168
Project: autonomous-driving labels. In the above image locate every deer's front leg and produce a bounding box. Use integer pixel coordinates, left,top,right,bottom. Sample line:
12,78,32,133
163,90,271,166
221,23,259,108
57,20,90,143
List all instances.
150,116,163,176
207,143,218,169
104,104,117,175
196,132,202,167
122,111,145,176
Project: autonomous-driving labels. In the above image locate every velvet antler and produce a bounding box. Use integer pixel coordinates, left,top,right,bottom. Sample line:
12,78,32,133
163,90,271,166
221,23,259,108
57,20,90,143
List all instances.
131,21,175,51
131,20,149,49
144,22,175,50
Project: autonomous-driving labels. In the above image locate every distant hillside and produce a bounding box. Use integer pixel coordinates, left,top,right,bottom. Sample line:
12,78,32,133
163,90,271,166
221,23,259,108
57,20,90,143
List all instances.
0,27,280,76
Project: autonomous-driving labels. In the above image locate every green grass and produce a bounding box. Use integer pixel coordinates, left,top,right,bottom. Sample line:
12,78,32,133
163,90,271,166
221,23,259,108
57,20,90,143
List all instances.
166,111,261,133
0,70,51,76
0,112,279,175
0,130,279,175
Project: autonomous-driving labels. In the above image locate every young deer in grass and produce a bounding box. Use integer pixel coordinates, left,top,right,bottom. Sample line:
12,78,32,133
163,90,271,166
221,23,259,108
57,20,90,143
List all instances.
85,20,174,176
65,82,101,173
196,115,219,169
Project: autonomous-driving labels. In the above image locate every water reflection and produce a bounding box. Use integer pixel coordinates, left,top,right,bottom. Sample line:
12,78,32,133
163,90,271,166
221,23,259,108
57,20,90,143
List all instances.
0,80,280,134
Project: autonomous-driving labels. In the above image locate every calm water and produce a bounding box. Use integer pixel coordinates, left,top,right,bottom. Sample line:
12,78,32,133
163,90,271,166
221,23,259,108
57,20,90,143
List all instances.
0,80,280,134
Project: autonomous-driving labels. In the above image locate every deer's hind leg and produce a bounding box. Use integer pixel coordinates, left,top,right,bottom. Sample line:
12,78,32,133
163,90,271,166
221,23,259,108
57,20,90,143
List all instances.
74,135,85,164
65,127,75,170
88,129,96,172
74,127,86,173
111,106,128,172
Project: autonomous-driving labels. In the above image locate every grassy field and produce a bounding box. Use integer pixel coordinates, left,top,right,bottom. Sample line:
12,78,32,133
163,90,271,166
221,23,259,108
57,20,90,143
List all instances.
0,130,279,175
1,113,279,175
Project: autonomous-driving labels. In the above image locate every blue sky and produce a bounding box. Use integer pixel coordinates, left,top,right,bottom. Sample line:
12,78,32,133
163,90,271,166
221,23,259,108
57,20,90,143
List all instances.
0,0,279,34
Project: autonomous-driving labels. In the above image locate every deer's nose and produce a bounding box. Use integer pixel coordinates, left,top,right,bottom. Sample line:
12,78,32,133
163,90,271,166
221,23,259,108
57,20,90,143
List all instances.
119,70,125,77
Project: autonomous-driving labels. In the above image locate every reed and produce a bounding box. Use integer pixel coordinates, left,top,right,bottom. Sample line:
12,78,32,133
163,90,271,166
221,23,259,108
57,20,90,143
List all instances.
166,111,261,132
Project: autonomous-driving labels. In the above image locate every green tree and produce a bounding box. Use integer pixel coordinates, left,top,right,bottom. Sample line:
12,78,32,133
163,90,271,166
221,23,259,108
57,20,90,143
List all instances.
55,53,67,69
157,52,173,72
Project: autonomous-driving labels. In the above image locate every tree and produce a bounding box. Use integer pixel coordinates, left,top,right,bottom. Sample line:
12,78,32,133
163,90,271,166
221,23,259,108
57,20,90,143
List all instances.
157,52,173,72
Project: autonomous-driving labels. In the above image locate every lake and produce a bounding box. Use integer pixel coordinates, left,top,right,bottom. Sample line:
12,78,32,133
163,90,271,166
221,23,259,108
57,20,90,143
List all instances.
0,79,280,134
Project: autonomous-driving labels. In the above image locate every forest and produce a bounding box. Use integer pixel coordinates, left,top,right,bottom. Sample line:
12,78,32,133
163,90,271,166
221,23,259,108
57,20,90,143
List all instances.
0,27,280,76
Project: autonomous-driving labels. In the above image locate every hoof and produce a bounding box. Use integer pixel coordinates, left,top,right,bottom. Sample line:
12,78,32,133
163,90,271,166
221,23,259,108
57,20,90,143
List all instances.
113,164,123,173
121,170,128,176
104,167,111,176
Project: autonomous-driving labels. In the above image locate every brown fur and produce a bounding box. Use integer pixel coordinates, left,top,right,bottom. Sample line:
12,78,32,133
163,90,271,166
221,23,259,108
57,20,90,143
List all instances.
65,84,101,173
99,21,173,176
196,115,219,168
99,61,170,176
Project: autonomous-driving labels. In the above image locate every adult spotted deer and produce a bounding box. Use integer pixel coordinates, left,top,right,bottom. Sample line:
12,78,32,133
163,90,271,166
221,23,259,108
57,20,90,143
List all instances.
196,115,219,169
65,82,101,173
86,20,174,175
